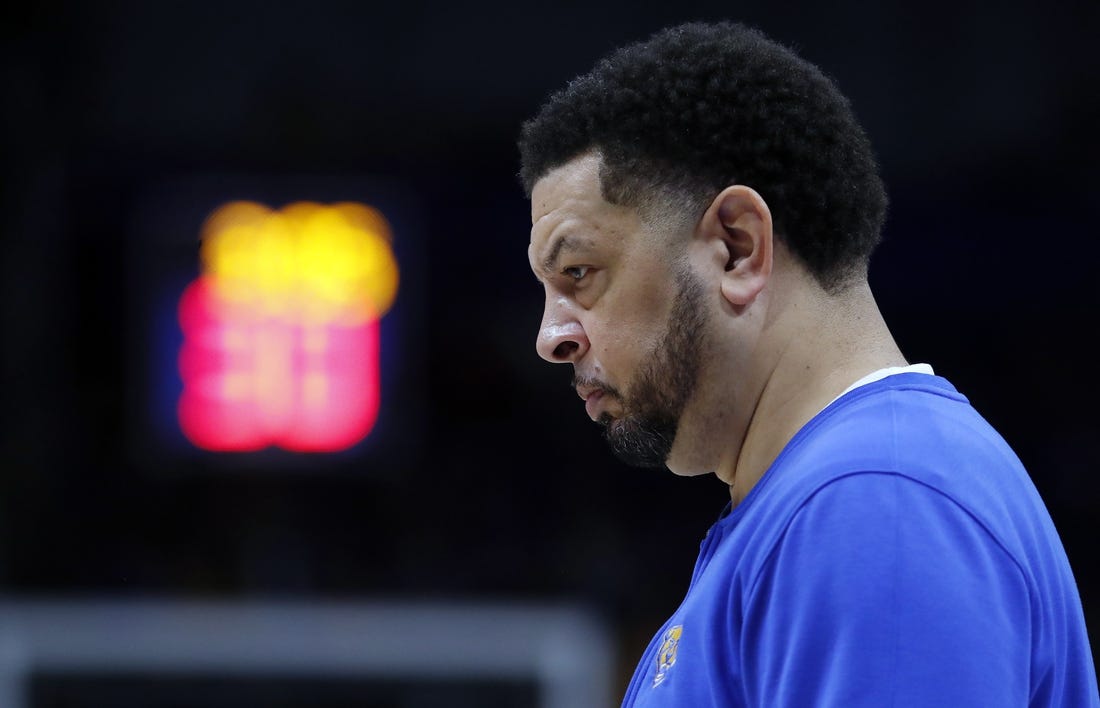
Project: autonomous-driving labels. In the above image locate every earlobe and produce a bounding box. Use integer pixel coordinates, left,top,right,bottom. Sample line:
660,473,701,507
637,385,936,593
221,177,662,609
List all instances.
706,185,773,307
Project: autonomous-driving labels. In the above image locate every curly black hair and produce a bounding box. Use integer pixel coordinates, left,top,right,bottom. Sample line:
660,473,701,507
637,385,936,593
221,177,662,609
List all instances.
517,21,888,292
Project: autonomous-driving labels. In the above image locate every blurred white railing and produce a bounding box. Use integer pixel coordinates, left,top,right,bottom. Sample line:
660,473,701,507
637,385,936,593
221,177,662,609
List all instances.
0,598,616,708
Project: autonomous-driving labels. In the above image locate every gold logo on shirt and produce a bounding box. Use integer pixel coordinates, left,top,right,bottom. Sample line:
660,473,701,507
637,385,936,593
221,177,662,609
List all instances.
653,625,683,687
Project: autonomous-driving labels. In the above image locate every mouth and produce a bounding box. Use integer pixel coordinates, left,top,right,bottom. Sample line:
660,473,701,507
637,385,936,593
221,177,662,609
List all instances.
582,389,605,421
575,384,606,421
574,378,618,422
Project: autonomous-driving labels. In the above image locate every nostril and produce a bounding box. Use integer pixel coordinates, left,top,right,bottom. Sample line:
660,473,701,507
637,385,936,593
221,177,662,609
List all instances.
538,321,586,363
553,340,579,359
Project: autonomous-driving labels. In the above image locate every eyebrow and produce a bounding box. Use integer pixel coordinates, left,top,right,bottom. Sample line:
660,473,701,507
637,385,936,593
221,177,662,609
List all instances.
540,233,592,276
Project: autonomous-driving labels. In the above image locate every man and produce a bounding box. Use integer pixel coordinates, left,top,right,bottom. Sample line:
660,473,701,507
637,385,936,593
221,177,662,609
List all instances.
517,21,1098,707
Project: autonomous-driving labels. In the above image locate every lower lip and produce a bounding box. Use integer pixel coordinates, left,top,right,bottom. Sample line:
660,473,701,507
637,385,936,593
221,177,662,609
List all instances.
585,391,604,420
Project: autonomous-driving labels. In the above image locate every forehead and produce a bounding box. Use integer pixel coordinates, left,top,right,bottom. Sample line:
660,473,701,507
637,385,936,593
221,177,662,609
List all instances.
530,153,605,226
528,154,643,271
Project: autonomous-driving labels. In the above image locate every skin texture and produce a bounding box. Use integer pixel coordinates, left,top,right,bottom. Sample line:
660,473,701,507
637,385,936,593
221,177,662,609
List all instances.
530,152,909,505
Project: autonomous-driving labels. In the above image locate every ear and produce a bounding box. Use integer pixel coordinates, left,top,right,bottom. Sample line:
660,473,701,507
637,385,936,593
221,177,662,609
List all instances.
699,185,773,307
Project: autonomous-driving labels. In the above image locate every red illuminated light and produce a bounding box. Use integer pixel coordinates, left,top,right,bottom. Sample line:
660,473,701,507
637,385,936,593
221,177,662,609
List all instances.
176,201,397,453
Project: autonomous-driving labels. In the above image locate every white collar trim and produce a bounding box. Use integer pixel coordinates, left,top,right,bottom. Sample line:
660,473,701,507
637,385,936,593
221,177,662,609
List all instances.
828,363,935,408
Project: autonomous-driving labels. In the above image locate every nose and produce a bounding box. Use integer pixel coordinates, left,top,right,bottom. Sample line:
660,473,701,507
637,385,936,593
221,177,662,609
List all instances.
536,300,589,363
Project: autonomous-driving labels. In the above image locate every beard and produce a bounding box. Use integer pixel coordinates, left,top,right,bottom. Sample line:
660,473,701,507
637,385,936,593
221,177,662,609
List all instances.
590,268,707,469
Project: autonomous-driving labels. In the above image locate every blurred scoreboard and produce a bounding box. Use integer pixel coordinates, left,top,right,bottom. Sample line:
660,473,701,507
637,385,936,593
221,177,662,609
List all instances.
125,175,426,474
178,200,397,453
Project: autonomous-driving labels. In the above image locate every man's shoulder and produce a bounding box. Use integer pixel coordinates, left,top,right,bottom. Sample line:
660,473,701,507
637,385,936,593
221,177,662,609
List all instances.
735,375,1051,577
774,373,1027,501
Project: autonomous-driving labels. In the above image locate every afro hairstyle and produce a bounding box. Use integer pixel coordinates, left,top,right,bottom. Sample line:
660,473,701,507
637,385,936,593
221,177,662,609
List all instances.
518,21,889,292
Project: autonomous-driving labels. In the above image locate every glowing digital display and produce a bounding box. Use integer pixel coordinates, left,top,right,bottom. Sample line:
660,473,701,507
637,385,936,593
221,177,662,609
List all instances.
177,201,399,452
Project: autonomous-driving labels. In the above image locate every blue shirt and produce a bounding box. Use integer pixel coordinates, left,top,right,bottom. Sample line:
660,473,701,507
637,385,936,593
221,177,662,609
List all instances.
622,373,1099,707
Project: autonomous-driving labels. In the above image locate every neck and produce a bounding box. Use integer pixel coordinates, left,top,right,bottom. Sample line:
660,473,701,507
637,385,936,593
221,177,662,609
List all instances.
721,280,906,505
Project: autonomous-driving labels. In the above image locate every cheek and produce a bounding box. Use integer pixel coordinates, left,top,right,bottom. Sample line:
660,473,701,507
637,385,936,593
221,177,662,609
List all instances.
590,312,662,373
588,269,677,375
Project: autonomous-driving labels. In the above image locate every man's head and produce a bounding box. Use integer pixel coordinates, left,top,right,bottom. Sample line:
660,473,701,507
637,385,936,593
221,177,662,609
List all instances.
519,21,887,293
522,22,888,472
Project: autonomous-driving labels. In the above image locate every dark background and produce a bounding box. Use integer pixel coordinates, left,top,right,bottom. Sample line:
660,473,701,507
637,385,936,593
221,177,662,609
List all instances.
2,0,1098,698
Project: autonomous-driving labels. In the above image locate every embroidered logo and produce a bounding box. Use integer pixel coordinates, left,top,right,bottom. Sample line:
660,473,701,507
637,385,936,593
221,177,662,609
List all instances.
653,625,683,687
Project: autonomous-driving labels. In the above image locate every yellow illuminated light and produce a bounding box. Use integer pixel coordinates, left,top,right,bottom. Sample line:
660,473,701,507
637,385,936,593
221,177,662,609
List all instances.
198,200,399,326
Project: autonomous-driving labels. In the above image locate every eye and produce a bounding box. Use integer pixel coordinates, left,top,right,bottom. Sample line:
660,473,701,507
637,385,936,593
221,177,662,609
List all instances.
563,265,590,281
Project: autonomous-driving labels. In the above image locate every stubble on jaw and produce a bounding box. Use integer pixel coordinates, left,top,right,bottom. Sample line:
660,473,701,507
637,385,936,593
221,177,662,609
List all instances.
597,267,707,469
